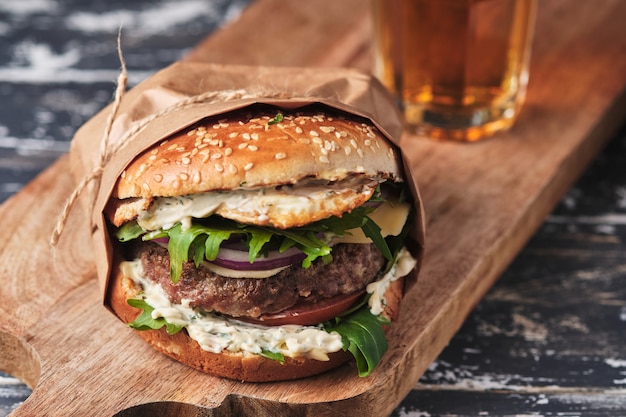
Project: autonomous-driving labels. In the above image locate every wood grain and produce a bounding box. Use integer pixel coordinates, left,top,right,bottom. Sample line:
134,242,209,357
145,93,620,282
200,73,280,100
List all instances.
1,0,626,415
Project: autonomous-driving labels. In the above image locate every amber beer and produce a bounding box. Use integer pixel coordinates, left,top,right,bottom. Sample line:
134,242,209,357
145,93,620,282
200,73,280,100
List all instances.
372,0,537,141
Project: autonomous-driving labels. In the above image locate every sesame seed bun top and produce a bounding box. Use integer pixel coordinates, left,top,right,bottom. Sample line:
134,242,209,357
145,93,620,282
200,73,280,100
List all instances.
113,105,403,200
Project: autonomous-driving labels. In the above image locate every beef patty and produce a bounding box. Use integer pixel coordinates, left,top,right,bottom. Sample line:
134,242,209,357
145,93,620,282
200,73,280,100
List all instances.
131,242,385,318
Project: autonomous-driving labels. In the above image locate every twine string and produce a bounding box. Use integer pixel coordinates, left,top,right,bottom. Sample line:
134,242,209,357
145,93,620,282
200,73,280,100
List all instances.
49,38,288,246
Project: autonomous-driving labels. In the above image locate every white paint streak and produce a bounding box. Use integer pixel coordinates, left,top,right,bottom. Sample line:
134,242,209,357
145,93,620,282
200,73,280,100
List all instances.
65,1,221,36
605,358,626,368
0,0,57,15
548,214,626,226
0,67,152,84
14,41,80,69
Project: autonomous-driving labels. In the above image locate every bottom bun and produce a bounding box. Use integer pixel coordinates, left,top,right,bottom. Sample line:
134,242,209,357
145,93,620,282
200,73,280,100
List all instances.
108,260,404,382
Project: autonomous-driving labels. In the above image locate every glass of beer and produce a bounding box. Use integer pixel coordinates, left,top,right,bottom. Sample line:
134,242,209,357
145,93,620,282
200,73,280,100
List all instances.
372,0,537,141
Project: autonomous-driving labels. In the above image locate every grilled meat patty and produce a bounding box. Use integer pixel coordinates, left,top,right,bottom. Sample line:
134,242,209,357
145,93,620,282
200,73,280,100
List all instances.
131,242,386,318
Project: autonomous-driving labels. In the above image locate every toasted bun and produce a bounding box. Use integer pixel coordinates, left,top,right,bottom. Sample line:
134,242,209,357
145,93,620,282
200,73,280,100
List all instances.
108,259,404,382
113,105,402,200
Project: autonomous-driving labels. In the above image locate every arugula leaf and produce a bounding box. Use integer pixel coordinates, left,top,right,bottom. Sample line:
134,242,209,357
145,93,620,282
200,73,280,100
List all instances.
204,229,233,261
247,229,273,263
260,349,285,364
268,112,284,125
116,221,144,242
127,298,183,335
324,307,390,377
361,217,393,261
166,224,201,282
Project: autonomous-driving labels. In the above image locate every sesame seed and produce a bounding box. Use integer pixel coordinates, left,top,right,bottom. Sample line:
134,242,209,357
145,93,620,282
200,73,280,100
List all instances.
275,152,286,160
224,147,233,156
364,139,372,146
179,173,189,181
320,126,335,133
295,126,303,134
312,137,323,145
344,147,352,155
192,172,201,184
214,163,224,172
120,171,126,179
229,132,238,138
211,153,222,159
168,144,178,151
238,142,249,149
251,133,259,140
153,174,163,183
181,157,191,165
229,164,238,174
319,155,330,163
298,138,311,144
242,133,251,140
248,145,258,151
244,162,254,171
357,148,364,158
150,149,159,155
187,129,196,136
309,130,319,137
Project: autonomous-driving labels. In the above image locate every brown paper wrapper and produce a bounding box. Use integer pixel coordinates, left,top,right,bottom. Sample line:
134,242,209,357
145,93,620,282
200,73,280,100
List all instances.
67,61,425,307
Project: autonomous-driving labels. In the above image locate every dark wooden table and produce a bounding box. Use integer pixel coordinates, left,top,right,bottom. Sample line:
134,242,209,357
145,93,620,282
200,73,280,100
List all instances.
1,1,625,416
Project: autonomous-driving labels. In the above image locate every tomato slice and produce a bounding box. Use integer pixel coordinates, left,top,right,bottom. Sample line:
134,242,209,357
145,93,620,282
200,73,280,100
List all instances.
238,290,366,326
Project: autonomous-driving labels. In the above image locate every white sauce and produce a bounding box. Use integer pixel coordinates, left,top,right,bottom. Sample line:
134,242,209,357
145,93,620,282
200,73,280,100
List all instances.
136,177,379,232
121,247,416,360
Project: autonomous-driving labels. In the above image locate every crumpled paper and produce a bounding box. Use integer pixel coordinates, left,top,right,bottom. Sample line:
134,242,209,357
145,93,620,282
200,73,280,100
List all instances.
66,61,425,307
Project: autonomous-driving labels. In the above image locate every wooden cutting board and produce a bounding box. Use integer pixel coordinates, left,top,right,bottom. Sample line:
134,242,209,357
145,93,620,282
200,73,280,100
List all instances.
2,0,626,416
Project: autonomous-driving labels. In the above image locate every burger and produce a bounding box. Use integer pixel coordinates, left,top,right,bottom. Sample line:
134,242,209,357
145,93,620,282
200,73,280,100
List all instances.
105,104,418,382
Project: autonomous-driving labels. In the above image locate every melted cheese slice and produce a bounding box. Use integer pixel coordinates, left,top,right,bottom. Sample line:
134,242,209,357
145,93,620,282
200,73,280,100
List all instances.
333,199,411,244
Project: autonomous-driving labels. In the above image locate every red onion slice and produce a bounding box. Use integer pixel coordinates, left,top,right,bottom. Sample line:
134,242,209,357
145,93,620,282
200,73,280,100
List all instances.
213,247,306,271
148,236,306,271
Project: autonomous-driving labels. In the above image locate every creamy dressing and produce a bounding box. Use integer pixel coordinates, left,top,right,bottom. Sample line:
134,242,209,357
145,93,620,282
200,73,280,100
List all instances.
136,177,380,231
366,248,417,315
121,247,416,360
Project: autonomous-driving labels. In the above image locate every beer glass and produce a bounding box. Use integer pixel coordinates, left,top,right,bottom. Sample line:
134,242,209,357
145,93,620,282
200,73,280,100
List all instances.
372,0,537,141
